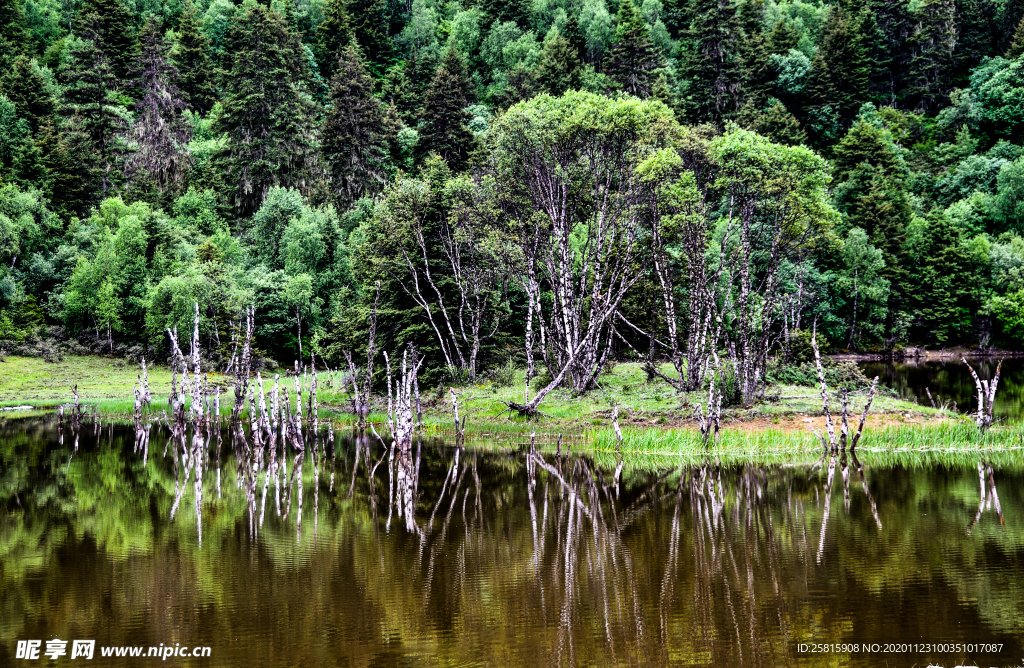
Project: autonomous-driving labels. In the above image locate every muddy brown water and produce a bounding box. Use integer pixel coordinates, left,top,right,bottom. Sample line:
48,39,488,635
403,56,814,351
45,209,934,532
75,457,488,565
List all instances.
2,418,1023,667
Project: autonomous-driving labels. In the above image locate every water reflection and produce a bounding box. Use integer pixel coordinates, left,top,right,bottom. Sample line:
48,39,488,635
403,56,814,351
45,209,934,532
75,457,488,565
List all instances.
860,356,1024,420
1,418,1023,667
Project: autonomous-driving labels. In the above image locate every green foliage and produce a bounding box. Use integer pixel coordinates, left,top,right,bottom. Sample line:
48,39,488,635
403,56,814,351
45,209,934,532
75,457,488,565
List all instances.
215,3,319,216
604,0,664,97
173,0,216,114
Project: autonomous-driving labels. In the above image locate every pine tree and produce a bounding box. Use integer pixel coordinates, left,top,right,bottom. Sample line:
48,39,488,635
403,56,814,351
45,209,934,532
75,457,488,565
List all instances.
604,0,663,97
736,100,806,145
563,14,587,60
680,0,745,122
74,0,138,82
0,0,29,71
323,42,390,207
806,6,870,126
381,62,418,124
479,0,532,29
868,0,914,104
125,17,191,196
346,0,394,76
36,118,102,219
949,0,997,87
743,18,797,98
537,28,581,95
173,0,216,114
905,0,957,111
316,0,353,79
1007,15,1024,58
216,3,320,215
415,46,474,171
832,118,910,307
60,29,130,193
998,0,1024,55
1,56,57,133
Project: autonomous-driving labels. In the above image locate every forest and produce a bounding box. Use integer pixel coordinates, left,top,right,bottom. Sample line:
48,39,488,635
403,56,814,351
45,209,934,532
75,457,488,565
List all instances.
1,0,1023,407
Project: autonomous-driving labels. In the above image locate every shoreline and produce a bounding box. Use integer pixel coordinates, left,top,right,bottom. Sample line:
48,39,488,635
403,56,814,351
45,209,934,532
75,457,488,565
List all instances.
833,347,1024,362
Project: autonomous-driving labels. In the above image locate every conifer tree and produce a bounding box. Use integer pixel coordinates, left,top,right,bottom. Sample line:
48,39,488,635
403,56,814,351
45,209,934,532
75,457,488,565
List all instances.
415,46,474,171
0,0,29,71
807,7,870,124
738,100,806,146
905,0,957,111
316,0,353,79
36,118,102,219
868,0,913,104
1,56,57,133
173,0,216,114
604,0,663,97
346,0,394,76
562,14,587,60
1007,15,1024,59
125,17,191,196
381,62,418,124
680,0,745,122
949,0,997,87
832,118,911,308
60,29,130,192
479,0,532,29
74,0,138,82
998,0,1024,55
323,42,390,207
216,3,319,215
537,28,581,95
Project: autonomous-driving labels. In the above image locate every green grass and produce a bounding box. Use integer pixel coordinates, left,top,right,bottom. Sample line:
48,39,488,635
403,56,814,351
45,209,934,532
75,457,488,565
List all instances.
3,355,1010,461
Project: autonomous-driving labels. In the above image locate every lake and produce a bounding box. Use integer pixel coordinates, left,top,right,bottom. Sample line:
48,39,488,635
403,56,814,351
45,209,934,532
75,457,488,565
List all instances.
2,417,1023,667
860,356,1024,422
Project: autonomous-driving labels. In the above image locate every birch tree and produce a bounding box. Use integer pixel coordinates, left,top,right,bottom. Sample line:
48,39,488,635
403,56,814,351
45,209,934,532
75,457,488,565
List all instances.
489,91,677,409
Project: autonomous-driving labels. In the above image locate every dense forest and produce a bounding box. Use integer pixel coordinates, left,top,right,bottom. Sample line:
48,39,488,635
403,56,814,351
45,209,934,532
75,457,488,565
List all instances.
0,0,1023,404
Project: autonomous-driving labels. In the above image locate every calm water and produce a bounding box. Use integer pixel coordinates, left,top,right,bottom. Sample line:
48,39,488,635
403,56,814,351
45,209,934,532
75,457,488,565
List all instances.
2,418,1024,667
861,357,1024,421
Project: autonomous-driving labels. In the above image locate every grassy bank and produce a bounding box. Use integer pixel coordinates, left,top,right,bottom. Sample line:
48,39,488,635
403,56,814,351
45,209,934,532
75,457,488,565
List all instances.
0,355,990,454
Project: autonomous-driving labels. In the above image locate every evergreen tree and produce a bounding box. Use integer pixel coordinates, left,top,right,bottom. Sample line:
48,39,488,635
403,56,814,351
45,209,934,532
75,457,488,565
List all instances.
74,0,138,82
322,42,390,207
381,62,418,124
743,18,798,99
60,31,131,193
415,46,474,171
998,0,1024,55
173,0,216,114
912,211,982,344
36,118,102,219
124,17,191,197
0,0,29,71
868,0,913,104
832,117,911,315
905,0,957,111
316,0,353,79
807,7,870,126
604,0,663,97
562,14,587,60
1007,15,1024,59
537,28,581,95
1,56,57,133
949,0,997,88
736,100,806,146
216,3,320,216
346,0,394,76
479,0,532,29
680,0,745,122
